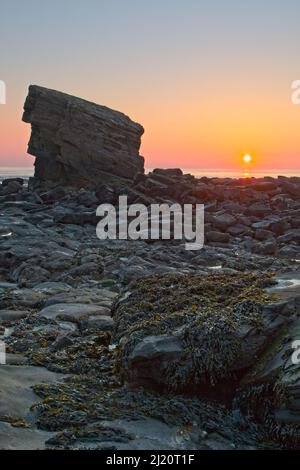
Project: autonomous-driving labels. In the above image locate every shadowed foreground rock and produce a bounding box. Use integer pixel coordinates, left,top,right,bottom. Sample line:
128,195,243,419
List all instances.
2,172,300,448
112,272,300,446
22,85,145,186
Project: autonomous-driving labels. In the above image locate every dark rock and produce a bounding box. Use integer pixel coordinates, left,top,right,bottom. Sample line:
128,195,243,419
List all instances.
237,273,300,446
95,184,116,205
152,168,183,177
251,181,277,192
40,303,111,322
22,85,144,186
246,203,271,218
79,315,114,333
277,229,300,244
279,181,300,197
227,224,252,237
252,239,277,256
213,213,237,231
40,187,68,203
50,335,74,352
252,216,286,234
193,183,210,200
76,190,98,208
2,181,23,195
291,218,300,229
207,231,230,243
2,178,24,187
0,310,29,322
11,262,50,287
278,245,300,258
114,273,290,398
54,210,98,226
127,335,183,388
255,229,275,241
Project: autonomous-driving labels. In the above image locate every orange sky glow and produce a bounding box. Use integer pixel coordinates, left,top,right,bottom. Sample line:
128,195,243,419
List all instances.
1,1,300,173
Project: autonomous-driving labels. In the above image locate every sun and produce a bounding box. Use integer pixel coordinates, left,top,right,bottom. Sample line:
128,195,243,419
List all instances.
243,154,252,164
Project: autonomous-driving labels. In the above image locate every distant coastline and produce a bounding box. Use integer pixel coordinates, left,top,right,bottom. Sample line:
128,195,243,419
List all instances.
0,166,300,180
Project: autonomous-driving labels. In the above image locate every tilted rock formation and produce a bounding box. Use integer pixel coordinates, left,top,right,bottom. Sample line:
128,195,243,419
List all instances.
22,85,145,187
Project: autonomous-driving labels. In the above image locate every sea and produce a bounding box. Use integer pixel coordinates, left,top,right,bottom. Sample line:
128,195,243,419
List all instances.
0,166,300,181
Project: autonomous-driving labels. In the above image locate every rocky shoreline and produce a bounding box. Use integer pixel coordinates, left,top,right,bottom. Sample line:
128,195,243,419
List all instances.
0,171,300,450
0,86,300,450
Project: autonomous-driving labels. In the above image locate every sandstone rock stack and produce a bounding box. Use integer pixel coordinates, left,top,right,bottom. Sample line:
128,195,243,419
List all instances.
22,85,145,187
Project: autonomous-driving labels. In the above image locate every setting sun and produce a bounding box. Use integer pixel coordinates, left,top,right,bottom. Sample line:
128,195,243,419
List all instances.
243,154,252,164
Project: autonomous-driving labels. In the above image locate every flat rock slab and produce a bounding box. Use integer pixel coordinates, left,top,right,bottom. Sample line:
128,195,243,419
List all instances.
5,354,30,365
0,365,63,421
0,422,53,450
79,315,115,332
40,303,111,322
0,282,17,290
4,288,45,309
0,310,29,322
44,287,117,308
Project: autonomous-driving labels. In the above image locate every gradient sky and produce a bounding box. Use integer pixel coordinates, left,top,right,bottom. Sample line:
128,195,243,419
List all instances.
1,0,300,170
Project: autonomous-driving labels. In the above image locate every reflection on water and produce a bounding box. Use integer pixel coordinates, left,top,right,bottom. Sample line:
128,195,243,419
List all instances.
171,168,300,179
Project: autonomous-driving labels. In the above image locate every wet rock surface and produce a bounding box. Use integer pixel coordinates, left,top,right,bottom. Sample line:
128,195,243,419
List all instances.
0,169,300,449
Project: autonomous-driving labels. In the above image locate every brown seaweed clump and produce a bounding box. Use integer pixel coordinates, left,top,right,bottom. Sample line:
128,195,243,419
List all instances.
112,272,278,393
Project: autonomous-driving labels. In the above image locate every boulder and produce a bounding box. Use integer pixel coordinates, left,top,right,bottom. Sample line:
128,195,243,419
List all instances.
213,213,237,231
246,203,272,218
251,181,277,192
22,85,144,187
95,184,116,205
227,224,251,237
252,238,277,256
0,310,30,323
206,231,230,243
152,168,183,177
79,315,115,333
278,244,300,258
127,335,183,388
278,229,300,244
40,303,111,322
237,273,300,447
113,273,287,397
279,181,300,197
255,229,275,241
1,178,24,187
1,181,23,195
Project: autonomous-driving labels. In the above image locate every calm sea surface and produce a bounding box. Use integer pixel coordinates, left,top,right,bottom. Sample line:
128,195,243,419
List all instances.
0,167,34,181
0,166,300,180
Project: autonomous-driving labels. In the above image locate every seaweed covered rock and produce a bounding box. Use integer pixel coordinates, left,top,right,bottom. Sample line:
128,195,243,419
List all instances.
236,273,300,447
113,272,296,397
22,85,145,187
